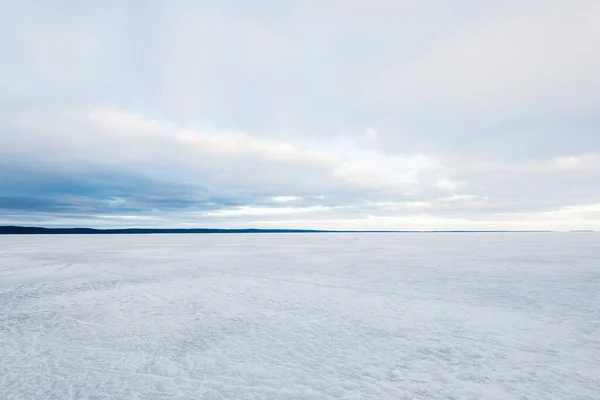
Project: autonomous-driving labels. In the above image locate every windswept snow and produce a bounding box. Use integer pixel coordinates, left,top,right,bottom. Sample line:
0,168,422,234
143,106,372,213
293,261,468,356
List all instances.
1,233,599,399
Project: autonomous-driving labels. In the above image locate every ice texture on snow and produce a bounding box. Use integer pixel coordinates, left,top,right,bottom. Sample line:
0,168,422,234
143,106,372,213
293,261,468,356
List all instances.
1,233,599,399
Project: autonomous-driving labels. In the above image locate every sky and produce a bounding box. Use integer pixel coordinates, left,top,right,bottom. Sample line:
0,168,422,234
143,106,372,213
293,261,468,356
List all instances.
1,0,599,230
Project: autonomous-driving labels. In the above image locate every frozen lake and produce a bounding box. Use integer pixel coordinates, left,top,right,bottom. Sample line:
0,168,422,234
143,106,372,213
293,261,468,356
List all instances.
1,233,599,399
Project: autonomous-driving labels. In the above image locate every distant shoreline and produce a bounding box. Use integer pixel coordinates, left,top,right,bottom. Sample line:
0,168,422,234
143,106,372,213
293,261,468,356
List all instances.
0,226,559,235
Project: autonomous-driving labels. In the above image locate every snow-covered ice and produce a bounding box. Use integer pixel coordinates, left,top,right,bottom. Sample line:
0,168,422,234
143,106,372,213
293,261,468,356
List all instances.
1,233,599,399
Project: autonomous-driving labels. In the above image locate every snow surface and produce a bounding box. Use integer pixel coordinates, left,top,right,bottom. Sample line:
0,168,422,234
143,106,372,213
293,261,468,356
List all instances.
1,233,599,399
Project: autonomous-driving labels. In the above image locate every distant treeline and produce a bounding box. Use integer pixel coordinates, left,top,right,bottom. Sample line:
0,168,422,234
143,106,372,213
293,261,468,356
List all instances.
0,226,328,235
0,226,557,235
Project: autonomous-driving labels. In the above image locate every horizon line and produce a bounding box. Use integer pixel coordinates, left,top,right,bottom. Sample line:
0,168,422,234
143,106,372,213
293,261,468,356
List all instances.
0,225,575,235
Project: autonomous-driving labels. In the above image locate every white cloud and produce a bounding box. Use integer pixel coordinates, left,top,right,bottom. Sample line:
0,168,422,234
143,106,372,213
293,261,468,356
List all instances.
436,178,463,192
272,196,302,202
204,205,335,218
0,107,445,198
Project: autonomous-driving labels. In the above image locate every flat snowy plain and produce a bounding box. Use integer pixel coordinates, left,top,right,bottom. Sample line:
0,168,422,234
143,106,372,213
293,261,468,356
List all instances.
1,233,599,399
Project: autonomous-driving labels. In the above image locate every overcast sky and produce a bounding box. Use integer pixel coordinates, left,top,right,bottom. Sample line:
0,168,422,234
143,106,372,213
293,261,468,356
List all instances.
1,0,599,230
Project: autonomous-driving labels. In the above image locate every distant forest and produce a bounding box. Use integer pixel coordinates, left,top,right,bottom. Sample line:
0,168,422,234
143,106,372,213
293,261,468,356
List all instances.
0,226,558,235
0,226,327,235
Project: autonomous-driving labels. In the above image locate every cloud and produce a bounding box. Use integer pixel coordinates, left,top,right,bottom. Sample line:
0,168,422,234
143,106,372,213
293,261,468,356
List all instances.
0,1,598,230
272,196,302,203
0,107,451,225
1,105,599,229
